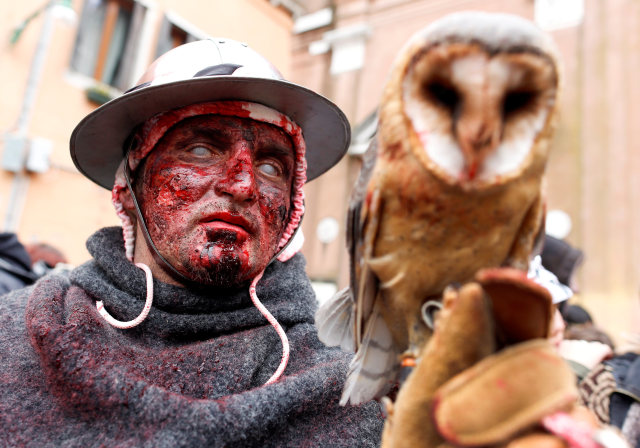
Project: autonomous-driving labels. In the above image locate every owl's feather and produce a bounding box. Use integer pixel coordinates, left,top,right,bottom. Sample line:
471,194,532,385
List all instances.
315,286,355,353
340,299,397,406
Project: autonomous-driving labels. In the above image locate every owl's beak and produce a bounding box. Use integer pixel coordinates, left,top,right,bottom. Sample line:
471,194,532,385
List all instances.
455,96,503,181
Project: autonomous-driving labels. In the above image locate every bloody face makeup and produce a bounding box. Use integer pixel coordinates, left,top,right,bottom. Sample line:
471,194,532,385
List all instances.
134,114,295,287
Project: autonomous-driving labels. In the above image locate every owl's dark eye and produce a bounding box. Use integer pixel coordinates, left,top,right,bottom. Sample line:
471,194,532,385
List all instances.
503,91,537,117
424,81,460,111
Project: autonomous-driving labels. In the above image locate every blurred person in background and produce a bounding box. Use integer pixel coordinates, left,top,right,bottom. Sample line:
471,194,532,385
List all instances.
539,234,613,344
579,294,640,448
541,234,584,297
562,303,616,351
532,235,614,379
24,241,72,277
540,236,638,446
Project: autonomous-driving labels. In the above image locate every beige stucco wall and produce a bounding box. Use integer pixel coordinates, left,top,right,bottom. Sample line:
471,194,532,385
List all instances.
0,0,293,267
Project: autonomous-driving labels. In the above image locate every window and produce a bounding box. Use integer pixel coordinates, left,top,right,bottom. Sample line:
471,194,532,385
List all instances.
70,0,146,91
155,12,208,58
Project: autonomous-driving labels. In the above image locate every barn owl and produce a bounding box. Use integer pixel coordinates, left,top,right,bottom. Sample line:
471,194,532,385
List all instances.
315,11,561,406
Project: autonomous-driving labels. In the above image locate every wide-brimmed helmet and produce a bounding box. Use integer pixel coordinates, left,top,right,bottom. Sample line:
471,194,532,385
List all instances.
70,38,351,189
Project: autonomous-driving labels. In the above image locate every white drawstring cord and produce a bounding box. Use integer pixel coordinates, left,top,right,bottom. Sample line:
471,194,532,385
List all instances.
249,270,290,385
96,262,154,329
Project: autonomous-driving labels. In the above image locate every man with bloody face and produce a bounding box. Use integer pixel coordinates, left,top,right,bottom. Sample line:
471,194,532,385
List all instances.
0,39,383,446
129,114,295,287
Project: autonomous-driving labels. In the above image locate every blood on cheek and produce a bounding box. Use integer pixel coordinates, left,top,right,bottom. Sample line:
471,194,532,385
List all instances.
152,165,213,209
139,162,215,249
257,188,290,249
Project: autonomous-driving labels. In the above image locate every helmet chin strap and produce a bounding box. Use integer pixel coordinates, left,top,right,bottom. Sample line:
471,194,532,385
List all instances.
122,147,302,289
123,155,198,287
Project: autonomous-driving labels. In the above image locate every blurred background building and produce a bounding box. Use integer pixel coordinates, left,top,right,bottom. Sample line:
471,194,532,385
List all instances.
1,0,638,342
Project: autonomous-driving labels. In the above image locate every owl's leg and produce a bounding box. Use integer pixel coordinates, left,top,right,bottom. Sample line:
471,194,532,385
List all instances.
405,305,434,361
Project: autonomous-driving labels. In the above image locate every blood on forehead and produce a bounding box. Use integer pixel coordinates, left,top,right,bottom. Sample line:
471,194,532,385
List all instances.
178,116,295,153
128,101,304,172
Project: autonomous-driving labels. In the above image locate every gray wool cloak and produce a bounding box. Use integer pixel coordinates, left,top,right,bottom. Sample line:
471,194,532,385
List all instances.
0,227,383,447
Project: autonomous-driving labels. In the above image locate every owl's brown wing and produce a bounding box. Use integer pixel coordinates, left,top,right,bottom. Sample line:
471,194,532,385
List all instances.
346,138,378,283
348,137,380,346
314,138,379,352
342,138,400,405
316,137,398,405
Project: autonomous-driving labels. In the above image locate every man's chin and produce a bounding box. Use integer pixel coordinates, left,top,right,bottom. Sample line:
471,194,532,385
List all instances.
184,261,244,288
175,242,252,288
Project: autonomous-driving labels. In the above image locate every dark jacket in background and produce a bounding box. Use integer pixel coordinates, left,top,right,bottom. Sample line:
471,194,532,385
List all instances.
0,232,35,295
580,352,640,448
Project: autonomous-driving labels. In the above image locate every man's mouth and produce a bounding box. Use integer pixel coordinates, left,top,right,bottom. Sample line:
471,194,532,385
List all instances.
200,212,252,242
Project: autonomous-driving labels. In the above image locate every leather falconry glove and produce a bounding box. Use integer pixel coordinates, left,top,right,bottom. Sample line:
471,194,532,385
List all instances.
380,268,629,448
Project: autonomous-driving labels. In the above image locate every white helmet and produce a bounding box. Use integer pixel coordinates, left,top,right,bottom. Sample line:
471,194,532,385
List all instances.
70,38,351,189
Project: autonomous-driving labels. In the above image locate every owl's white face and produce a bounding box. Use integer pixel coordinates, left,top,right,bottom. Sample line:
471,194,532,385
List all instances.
402,43,558,184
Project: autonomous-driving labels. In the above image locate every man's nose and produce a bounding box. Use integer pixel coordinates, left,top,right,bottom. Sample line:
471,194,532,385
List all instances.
214,146,258,202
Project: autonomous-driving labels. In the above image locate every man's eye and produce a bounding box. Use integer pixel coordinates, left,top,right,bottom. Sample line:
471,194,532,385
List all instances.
258,161,282,177
188,145,212,157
